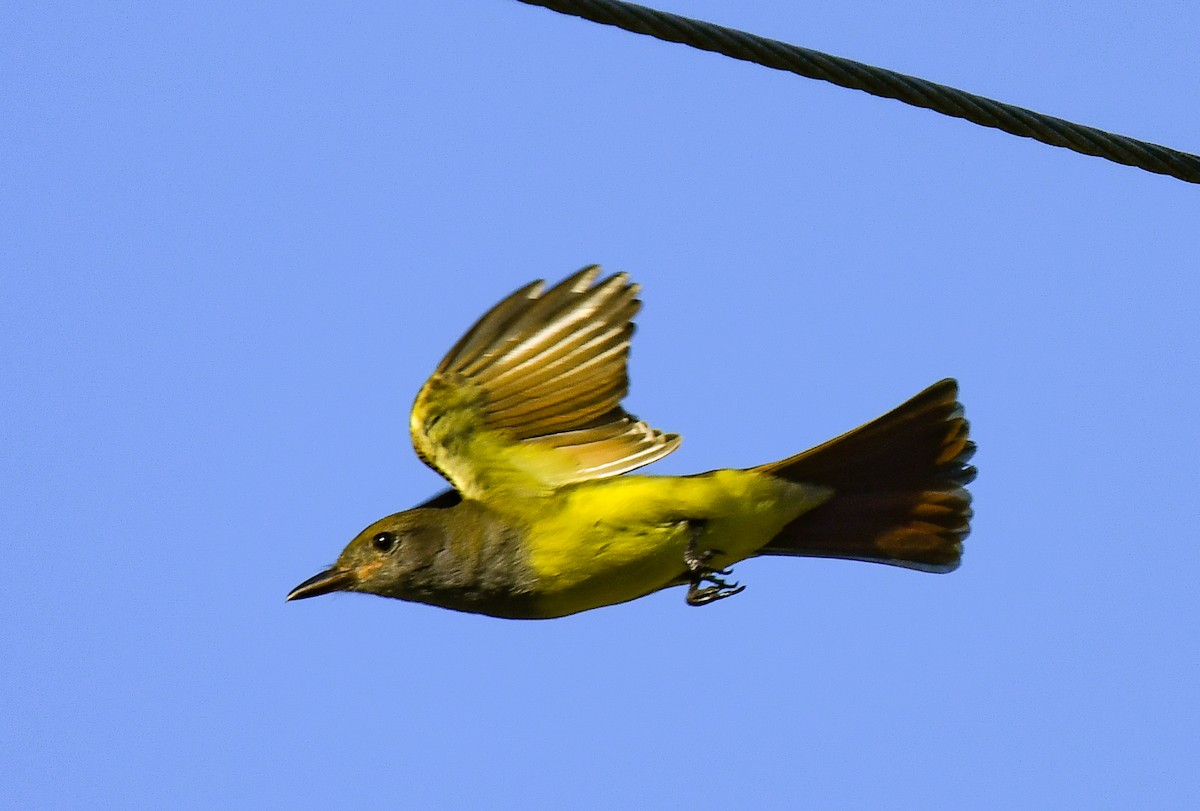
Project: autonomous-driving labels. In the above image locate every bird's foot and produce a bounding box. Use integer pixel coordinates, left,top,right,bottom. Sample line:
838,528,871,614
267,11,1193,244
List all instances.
686,579,746,606
683,521,745,607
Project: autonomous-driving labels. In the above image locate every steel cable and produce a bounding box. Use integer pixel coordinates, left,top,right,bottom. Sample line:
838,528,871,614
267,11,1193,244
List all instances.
515,0,1200,185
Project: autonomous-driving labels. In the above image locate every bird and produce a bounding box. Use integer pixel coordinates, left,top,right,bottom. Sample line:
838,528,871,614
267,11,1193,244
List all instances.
287,266,975,618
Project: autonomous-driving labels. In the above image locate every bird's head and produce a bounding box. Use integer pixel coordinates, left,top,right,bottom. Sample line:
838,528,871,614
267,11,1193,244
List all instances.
286,509,449,602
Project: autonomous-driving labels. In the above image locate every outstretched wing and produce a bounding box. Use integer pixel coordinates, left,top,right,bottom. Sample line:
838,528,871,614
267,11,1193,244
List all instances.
410,266,680,502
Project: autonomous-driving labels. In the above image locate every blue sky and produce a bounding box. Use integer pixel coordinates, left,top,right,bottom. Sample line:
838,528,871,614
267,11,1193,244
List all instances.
4,1,1199,808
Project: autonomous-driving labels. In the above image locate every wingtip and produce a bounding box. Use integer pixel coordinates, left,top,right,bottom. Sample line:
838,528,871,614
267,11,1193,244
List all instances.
564,265,603,292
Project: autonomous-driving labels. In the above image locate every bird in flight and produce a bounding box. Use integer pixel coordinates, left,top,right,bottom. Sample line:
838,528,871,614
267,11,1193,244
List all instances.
288,267,975,618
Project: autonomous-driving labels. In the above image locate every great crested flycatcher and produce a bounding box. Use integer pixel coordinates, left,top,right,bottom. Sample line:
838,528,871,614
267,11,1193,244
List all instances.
288,267,975,618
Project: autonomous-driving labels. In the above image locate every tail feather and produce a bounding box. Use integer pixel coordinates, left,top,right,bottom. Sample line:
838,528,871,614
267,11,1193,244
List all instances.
756,379,976,573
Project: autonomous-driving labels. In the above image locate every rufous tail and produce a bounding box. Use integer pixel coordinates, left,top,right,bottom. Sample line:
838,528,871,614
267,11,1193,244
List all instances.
755,379,976,572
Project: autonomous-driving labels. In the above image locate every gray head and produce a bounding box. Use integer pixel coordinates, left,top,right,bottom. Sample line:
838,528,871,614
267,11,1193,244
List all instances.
286,509,451,602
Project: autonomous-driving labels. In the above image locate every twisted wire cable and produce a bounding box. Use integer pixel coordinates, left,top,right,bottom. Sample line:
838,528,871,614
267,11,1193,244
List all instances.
515,0,1200,185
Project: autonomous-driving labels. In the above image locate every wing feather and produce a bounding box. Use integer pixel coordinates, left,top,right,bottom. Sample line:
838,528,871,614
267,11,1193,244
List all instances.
487,323,634,402
410,267,680,502
435,280,545,374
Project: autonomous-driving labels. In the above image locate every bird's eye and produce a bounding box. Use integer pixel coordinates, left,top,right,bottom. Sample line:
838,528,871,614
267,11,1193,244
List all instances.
372,531,397,552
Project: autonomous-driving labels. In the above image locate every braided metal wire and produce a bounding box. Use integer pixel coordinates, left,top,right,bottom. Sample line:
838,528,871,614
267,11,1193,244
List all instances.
516,0,1200,185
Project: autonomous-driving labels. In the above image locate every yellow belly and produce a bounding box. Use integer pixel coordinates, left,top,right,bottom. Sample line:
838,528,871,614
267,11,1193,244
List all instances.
522,468,832,617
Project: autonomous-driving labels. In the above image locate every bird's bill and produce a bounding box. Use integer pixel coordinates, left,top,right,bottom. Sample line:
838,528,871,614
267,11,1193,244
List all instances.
286,567,357,601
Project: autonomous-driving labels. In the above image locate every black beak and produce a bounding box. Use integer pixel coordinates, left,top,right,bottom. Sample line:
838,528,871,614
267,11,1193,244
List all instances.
286,567,356,601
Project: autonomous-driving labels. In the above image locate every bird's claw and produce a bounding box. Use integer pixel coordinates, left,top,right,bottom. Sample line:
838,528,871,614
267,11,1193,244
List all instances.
686,579,746,606
682,520,745,607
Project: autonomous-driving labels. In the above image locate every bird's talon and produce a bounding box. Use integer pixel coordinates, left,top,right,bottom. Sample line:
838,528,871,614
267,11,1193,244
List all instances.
686,581,745,606
682,521,744,606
